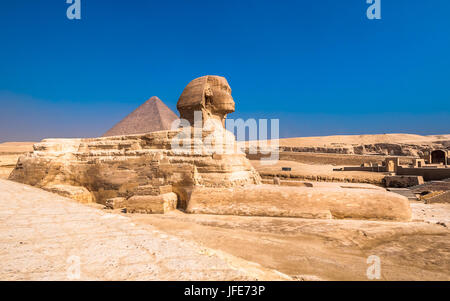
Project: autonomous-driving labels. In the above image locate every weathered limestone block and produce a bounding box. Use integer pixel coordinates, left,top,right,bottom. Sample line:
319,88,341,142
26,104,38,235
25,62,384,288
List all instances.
42,184,93,203
33,139,82,153
187,185,412,221
105,192,178,213
105,197,127,209
125,193,178,214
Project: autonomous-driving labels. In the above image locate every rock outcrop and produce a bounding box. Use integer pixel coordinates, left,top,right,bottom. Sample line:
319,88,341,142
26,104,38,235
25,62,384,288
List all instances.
187,185,412,221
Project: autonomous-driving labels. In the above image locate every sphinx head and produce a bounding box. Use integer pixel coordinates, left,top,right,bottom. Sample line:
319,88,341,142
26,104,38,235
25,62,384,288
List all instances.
177,75,235,127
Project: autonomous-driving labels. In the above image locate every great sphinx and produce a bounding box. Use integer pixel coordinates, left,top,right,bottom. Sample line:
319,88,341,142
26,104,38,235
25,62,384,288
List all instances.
9,75,412,221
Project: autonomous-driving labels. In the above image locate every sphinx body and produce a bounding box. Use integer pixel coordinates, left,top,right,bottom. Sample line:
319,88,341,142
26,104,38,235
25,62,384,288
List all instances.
9,76,412,221
9,129,261,211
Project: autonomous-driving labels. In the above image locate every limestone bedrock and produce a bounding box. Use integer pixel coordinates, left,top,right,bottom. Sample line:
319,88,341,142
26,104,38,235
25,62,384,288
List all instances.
9,75,411,221
188,185,412,221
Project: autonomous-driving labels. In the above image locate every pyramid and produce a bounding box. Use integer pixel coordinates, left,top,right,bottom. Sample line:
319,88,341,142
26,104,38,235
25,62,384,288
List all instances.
103,96,179,137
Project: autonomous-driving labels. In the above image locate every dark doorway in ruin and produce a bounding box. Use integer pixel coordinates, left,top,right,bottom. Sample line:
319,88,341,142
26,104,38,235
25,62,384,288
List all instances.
431,150,446,164
172,186,188,211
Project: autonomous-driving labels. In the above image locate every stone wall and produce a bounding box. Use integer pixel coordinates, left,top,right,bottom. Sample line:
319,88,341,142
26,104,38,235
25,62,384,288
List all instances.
247,151,415,166
396,167,450,181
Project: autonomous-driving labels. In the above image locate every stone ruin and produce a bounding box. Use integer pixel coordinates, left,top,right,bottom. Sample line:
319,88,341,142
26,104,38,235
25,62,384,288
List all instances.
343,154,450,184
9,75,412,221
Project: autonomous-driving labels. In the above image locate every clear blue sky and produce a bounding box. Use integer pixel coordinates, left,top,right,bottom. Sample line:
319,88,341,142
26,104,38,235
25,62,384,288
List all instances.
1,0,449,142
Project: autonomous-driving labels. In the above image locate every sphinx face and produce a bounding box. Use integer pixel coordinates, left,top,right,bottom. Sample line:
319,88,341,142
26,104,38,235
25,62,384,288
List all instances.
177,75,235,127
205,76,235,115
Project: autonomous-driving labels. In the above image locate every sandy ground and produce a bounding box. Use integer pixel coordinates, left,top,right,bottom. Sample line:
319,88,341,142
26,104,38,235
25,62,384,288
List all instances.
0,142,34,153
0,180,287,281
410,201,450,224
0,154,22,179
252,160,386,184
130,205,450,281
0,142,35,179
1,180,449,281
0,154,21,165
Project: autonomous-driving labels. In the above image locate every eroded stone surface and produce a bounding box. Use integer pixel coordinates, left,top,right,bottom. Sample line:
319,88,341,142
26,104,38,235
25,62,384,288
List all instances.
9,129,261,206
125,193,178,214
177,75,235,127
187,185,412,221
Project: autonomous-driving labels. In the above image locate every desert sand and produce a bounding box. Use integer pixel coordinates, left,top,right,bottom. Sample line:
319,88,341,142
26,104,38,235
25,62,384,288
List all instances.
1,179,448,281
0,142,35,153
131,204,450,281
0,179,287,281
0,142,34,179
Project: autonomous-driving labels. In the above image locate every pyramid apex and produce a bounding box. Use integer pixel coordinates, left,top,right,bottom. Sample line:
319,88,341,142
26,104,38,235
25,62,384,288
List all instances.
147,96,162,102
